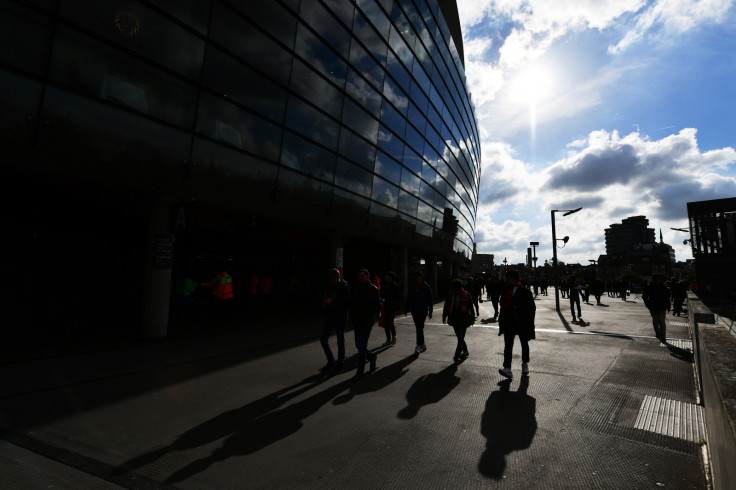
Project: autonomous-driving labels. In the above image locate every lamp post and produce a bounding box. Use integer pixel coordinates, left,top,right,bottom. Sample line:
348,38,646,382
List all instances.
551,207,582,312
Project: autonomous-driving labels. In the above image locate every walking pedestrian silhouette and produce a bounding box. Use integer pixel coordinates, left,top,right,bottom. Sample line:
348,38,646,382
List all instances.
479,376,536,478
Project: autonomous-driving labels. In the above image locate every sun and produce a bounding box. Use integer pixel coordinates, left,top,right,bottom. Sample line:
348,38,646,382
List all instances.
509,64,554,105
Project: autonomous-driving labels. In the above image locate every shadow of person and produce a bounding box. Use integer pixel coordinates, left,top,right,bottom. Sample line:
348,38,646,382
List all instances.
333,354,418,405
397,364,460,419
115,372,334,477
666,344,694,363
478,376,536,479
165,376,355,483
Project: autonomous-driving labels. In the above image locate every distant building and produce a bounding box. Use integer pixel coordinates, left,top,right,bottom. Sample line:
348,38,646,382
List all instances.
687,197,736,299
599,216,674,278
469,243,494,274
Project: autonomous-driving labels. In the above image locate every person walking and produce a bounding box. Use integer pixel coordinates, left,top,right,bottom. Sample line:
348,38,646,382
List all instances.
381,271,401,346
406,270,434,355
350,269,381,379
643,274,671,343
569,277,583,323
486,273,503,321
498,269,536,379
442,279,473,363
320,268,350,372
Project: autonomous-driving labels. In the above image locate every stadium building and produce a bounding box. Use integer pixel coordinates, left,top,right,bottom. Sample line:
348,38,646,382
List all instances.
1,0,481,339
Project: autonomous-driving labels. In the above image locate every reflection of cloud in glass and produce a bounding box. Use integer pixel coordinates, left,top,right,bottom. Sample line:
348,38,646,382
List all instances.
384,83,409,110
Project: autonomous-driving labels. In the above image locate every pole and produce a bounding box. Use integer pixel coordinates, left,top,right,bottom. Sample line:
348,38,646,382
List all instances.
551,210,560,312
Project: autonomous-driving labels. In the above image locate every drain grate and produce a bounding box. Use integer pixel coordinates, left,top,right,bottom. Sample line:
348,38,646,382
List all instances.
633,395,705,443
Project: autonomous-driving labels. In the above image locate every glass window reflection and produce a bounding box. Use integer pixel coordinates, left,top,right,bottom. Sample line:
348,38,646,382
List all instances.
371,175,398,208
290,59,344,119
342,99,379,144
211,2,293,84
295,22,347,88
398,190,418,217
197,93,282,161
0,2,53,76
300,2,350,58
346,69,382,116
48,26,197,128
280,131,336,181
339,128,377,170
335,158,373,197
375,149,402,184
285,95,340,150
60,0,205,79
204,47,287,122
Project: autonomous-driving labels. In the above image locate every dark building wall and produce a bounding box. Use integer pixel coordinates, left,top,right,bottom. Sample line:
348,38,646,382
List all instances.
1,0,480,338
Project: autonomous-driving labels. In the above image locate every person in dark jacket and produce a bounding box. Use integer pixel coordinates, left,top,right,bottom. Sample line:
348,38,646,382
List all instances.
442,279,473,363
320,268,350,372
643,274,671,343
486,273,503,320
498,269,536,379
405,270,434,355
350,269,381,379
381,271,401,346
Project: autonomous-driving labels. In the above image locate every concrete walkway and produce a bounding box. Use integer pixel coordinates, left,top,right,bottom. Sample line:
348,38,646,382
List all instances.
0,290,708,489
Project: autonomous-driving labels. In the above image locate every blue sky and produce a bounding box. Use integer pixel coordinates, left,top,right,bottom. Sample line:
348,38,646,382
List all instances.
456,0,736,267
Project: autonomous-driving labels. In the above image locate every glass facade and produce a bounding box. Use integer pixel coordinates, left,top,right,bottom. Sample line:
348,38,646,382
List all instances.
1,0,480,260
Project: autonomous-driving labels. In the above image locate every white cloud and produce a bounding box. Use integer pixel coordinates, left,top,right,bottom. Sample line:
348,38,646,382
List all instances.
609,0,735,53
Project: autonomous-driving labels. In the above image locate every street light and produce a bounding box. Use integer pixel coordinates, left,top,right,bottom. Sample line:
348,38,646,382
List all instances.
551,207,582,312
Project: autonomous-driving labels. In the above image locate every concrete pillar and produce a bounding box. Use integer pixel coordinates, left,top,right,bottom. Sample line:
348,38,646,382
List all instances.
400,245,409,304
141,198,173,338
329,232,344,270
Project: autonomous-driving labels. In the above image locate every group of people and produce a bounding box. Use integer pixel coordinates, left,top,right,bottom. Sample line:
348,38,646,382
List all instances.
320,268,537,381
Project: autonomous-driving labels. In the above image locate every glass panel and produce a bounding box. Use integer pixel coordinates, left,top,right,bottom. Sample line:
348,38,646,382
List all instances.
383,73,409,114
149,0,210,33
334,158,373,197
197,93,282,161
333,187,370,222
295,22,347,88
285,95,340,150
400,167,420,194
190,137,278,204
375,149,401,184
280,131,336,181
419,175,436,203
48,26,197,127
241,2,297,49
290,59,343,119
322,0,355,26
348,41,385,92
277,166,333,217
0,70,42,155
371,175,398,208
204,47,287,122
388,13,412,66
356,0,390,40
379,98,406,136
38,86,190,189
60,0,205,79
398,190,418,217
346,68,382,116
0,2,53,76
376,125,403,161
341,98,379,144
339,128,376,170
300,2,351,58
386,50,411,93
211,1,292,84
402,146,422,175
405,120,425,154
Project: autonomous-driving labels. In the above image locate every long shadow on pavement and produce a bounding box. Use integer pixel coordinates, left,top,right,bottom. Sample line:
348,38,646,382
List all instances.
479,376,536,479
333,354,418,405
397,363,460,419
116,370,342,479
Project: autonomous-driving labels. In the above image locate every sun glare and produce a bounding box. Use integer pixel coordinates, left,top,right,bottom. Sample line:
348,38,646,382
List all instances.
510,65,554,105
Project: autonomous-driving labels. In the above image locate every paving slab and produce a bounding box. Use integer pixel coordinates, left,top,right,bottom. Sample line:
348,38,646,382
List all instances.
0,290,707,489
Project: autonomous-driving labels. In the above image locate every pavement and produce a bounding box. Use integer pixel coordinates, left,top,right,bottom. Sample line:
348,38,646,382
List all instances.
0,290,708,489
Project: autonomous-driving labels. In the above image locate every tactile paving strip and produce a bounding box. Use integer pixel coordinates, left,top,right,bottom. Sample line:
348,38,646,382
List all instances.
633,395,705,443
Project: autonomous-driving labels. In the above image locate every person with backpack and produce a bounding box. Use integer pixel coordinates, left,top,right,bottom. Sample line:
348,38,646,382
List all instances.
442,279,473,363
